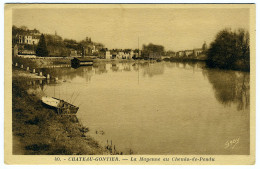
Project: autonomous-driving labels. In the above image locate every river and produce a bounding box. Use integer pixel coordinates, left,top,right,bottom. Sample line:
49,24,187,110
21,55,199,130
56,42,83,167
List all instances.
40,61,250,155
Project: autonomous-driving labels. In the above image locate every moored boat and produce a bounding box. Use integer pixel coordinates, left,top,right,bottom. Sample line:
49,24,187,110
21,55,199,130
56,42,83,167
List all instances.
42,96,79,114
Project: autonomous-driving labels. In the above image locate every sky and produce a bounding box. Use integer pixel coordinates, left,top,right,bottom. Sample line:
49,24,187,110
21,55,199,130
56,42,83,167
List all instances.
13,7,250,51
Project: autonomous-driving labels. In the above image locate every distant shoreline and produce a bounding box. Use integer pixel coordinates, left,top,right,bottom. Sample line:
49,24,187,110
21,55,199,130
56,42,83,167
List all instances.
12,55,249,73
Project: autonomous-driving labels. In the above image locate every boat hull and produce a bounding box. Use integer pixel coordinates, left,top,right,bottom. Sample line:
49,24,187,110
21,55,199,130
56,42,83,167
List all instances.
42,96,79,114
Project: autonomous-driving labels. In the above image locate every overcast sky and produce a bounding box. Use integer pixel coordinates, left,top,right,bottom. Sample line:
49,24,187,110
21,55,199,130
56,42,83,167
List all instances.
13,7,249,51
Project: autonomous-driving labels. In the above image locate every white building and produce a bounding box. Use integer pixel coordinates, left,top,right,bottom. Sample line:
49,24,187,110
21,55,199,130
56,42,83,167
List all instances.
17,34,39,45
105,51,111,59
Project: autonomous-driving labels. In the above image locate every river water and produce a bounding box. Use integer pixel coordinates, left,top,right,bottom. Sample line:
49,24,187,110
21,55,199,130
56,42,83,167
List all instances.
41,61,250,155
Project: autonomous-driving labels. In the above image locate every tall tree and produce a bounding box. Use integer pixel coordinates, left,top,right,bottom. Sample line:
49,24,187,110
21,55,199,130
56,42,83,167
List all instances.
36,34,49,57
142,43,165,58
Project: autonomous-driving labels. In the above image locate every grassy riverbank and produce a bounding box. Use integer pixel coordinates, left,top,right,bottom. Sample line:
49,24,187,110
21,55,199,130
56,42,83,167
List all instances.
13,56,71,68
12,75,108,155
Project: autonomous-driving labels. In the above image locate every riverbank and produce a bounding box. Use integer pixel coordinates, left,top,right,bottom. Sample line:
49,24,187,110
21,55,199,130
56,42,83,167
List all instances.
163,57,250,72
13,55,250,72
12,75,108,155
13,56,71,68
13,69,46,79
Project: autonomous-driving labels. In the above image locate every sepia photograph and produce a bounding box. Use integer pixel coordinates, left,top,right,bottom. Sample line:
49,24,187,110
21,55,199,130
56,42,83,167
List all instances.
4,3,256,165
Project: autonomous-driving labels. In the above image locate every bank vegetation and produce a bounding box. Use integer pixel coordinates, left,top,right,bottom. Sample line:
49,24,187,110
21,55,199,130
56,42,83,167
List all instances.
12,76,107,155
206,28,250,71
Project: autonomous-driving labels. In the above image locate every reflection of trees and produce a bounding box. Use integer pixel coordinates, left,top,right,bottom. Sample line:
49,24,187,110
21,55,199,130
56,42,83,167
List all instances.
143,63,165,77
40,66,94,83
203,69,250,110
164,62,176,69
64,66,93,81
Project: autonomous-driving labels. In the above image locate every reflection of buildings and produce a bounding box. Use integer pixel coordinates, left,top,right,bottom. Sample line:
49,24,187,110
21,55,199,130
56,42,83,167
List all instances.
123,65,131,71
110,63,120,72
203,69,250,110
93,63,108,74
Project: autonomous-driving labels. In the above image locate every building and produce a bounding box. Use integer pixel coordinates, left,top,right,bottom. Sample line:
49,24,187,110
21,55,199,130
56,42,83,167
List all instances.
12,32,40,56
176,51,185,57
14,33,40,45
92,45,97,54
70,50,79,57
176,42,208,58
184,50,194,57
31,35,40,45
105,51,111,59
129,50,134,59
114,50,134,59
117,51,125,59
193,48,203,57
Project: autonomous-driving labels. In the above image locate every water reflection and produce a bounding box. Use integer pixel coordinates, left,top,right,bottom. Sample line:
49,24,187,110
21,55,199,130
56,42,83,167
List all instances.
203,69,250,110
29,62,250,111
143,62,165,77
93,63,108,74
111,63,120,72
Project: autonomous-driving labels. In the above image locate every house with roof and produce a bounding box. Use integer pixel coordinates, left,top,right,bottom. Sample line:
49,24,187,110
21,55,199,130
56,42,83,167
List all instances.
14,33,40,45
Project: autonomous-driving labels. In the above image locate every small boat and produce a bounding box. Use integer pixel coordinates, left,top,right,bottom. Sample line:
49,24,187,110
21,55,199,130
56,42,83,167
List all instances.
42,96,79,114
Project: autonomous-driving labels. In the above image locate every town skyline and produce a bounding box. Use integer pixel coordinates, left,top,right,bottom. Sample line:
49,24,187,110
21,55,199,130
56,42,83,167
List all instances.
13,8,249,51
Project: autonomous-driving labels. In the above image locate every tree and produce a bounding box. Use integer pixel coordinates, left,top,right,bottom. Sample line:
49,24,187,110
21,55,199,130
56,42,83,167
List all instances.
36,34,49,57
206,28,250,70
142,43,165,59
